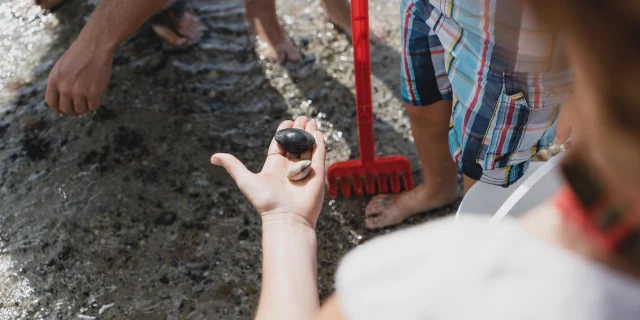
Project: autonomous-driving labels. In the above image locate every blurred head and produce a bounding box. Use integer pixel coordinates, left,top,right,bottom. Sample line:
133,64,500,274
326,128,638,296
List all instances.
535,0,640,204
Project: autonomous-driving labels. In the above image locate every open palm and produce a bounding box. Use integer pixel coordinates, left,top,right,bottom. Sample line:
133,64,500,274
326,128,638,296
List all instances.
211,117,326,228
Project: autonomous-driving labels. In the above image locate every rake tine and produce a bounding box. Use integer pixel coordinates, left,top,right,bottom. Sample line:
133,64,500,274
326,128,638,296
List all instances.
402,170,415,190
353,173,365,196
378,172,389,194
365,172,376,195
329,175,339,197
399,171,408,191
390,171,401,193
341,176,352,197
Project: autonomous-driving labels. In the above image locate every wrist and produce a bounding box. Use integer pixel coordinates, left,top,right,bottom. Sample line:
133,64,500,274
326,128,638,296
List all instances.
76,21,119,57
261,213,316,232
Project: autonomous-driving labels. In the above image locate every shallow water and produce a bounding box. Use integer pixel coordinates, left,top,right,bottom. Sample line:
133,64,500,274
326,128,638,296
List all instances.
0,0,450,319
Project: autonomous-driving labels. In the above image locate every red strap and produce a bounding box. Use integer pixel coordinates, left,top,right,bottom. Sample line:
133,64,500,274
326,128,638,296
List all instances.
555,187,636,253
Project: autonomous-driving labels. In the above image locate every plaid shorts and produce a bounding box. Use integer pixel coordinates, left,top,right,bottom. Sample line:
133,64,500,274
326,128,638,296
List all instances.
401,0,572,187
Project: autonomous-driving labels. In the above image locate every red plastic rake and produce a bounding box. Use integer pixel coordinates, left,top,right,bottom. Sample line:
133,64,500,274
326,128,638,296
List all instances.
327,0,414,197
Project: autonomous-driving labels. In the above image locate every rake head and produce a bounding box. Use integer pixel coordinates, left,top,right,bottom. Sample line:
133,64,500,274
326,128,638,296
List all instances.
326,0,415,198
327,155,414,197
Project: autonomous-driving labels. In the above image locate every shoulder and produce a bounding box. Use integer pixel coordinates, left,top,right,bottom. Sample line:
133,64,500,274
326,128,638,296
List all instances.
337,216,521,278
335,216,525,318
334,215,640,320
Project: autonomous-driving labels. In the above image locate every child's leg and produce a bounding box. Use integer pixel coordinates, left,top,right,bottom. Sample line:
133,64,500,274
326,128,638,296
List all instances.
463,175,478,194
364,0,460,229
319,0,352,34
365,102,460,229
319,0,385,42
245,0,301,63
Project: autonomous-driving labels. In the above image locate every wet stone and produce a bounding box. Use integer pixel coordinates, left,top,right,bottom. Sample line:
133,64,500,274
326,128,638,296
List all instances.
23,137,50,161
114,126,143,153
274,128,315,154
23,119,45,132
237,229,249,241
82,151,100,165
57,244,73,261
154,212,177,226
55,138,68,149
94,106,116,121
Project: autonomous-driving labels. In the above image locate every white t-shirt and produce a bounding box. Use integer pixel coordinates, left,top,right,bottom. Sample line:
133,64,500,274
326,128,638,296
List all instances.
336,216,640,320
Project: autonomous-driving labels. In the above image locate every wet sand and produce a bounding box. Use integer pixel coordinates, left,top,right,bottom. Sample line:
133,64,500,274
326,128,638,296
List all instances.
0,0,453,319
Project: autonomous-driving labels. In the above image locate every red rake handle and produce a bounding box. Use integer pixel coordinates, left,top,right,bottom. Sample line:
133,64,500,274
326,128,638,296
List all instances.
351,0,375,164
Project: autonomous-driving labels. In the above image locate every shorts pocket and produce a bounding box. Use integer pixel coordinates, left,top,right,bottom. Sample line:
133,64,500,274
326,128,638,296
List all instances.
482,87,560,170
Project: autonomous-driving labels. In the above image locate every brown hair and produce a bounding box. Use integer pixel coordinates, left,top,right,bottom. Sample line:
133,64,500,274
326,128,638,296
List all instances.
535,1,640,263
533,0,640,133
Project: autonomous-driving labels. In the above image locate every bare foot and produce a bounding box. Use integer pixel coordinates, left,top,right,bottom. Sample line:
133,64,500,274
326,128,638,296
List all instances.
152,11,203,49
368,22,387,44
248,10,302,63
262,38,302,64
364,183,460,229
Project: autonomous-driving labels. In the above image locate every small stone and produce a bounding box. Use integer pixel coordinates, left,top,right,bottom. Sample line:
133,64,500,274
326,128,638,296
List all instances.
57,244,72,261
94,106,116,121
24,137,50,161
238,229,249,241
287,160,312,181
154,212,177,226
23,119,45,132
274,128,315,154
159,275,170,284
98,303,115,315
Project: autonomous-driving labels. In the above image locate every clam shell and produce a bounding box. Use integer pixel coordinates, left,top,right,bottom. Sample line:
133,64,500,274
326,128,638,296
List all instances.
275,128,316,154
287,160,312,181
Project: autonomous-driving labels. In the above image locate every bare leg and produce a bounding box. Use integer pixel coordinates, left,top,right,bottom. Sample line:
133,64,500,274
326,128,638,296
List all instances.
319,0,385,42
37,0,203,48
365,101,460,229
245,0,301,63
463,175,478,194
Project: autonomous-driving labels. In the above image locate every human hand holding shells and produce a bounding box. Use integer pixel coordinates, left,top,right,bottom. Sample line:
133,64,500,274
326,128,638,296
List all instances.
210,117,326,228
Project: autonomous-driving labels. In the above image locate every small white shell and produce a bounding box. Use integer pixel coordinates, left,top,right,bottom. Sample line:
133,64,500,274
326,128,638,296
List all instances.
287,160,312,181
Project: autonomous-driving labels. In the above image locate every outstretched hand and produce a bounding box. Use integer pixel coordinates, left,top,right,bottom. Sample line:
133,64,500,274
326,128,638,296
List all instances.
211,117,326,228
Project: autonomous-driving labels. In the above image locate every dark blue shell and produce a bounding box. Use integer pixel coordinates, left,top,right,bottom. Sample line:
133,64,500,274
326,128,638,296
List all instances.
274,128,316,154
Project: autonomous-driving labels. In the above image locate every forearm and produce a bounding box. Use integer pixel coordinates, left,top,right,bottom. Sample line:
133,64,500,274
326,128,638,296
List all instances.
78,0,171,54
256,214,320,320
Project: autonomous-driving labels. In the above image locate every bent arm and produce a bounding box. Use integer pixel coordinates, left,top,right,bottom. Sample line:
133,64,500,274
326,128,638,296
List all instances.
78,0,171,54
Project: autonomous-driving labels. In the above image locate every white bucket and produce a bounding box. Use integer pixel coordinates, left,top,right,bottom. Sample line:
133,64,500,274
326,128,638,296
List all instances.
456,153,566,220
